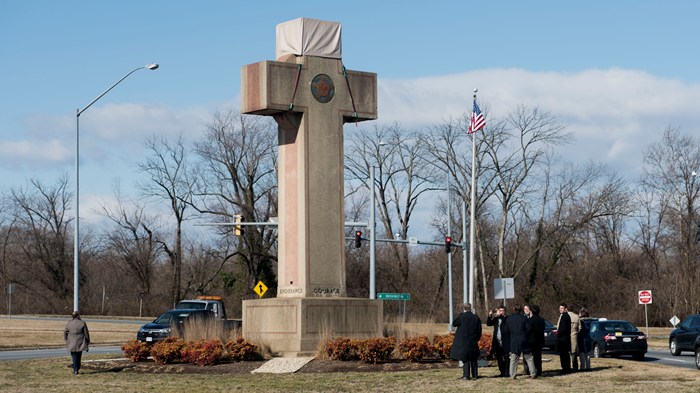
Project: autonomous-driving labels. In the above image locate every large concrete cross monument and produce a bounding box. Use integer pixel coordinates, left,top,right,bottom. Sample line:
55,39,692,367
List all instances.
240,18,383,356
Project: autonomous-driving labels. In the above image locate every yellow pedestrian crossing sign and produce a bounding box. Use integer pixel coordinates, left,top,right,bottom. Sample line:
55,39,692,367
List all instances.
254,281,268,297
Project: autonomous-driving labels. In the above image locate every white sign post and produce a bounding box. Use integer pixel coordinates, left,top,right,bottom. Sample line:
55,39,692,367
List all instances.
638,290,652,336
7,284,14,319
493,278,514,307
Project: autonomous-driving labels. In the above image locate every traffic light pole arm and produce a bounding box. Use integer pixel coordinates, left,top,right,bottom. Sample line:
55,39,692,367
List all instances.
195,221,370,227
346,237,465,248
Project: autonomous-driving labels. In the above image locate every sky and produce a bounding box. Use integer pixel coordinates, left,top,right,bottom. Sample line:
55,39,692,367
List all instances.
2,1,700,238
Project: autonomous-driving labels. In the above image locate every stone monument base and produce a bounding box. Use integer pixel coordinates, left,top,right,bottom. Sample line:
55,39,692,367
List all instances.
242,297,384,357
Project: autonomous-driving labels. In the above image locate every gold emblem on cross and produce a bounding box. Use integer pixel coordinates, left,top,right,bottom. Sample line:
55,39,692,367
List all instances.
311,74,334,103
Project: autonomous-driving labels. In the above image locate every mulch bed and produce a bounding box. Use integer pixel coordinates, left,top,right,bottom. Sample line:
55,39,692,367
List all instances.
81,358,460,375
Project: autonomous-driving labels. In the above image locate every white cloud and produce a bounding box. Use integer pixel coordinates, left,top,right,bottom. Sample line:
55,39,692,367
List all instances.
377,67,700,177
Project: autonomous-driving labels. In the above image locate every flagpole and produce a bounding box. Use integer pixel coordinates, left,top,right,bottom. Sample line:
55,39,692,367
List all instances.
469,88,478,308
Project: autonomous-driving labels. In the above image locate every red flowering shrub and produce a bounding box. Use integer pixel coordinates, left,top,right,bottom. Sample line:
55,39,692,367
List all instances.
225,336,259,361
181,339,224,366
356,336,395,364
150,337,185,364
121,340,150,362
398,335,434,362
479,333,494,360
325,337,360,361
432,333,454,359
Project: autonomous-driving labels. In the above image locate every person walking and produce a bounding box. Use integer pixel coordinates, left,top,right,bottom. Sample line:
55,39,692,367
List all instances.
504,305,537,379
450,303,482,380
577,308,593,372
487,305,510,377
567,304,580,372
528,305,546,377
64,311,90,374
556,303,572,375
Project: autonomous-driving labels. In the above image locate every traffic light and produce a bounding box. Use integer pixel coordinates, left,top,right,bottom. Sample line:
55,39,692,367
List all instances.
445,237,451,253
696,221,700,243
235,215,244,236
355,231,362,248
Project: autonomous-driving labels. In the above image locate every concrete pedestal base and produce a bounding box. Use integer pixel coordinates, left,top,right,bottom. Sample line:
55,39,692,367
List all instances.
242,297,383,357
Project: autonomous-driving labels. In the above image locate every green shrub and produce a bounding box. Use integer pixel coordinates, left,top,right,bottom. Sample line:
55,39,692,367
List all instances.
479,333,494,360
398,334,434,362
181,338,224,366
225,337,258,361
432,333,454,359
356,336,395,364
325,337,360,361
121,339,150,362
150,337,185,364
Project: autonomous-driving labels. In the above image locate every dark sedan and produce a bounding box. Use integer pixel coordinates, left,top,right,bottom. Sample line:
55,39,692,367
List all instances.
694,336,700,370
137,309,214,343
590,320,647,361
670,314,700,356
543,319,557,350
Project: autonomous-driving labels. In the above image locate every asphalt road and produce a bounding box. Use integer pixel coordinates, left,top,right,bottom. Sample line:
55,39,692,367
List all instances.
5,316,146,325
0,346,123,362
640,348,697,370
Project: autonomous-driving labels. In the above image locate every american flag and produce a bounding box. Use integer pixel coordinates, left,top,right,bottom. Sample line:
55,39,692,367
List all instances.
468,101,485,134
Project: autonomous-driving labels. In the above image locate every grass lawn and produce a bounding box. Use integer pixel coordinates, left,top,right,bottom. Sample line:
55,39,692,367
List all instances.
0,316,142,350
0,353,699,393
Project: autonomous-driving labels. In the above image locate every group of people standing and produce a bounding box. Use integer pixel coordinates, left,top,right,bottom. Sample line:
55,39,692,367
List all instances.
555,302,594,374
449,301,594,381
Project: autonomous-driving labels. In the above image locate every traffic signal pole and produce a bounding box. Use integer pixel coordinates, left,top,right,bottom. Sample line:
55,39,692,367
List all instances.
370,166,377,300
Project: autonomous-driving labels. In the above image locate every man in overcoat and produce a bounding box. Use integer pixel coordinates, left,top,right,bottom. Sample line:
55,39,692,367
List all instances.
450,302,482,380
567,304,580,372
503,305,537,379
555,303,572,374
486,305,510,377
64,311,90,374
527,305,546,376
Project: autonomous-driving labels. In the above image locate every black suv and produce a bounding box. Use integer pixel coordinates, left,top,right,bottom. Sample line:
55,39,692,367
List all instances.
137,309,215,344
694,336,700,370
669,314,700,356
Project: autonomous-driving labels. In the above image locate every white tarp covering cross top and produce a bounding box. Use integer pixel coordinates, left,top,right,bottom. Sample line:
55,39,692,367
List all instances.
276,18,342,60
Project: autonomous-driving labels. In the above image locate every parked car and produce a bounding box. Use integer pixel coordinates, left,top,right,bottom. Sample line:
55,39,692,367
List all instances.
670,314,700,356
137,309,215,344
590,320,647,361
543,319,557,350
694,336,700,370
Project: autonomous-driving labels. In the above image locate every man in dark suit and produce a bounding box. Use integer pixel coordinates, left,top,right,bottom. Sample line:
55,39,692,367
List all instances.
450,302,482,380
486,305,510,377
556,302,572,375
528,305,546,376
504,305,537,379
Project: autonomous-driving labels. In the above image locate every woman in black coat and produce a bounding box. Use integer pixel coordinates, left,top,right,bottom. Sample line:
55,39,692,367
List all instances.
450,303,482,380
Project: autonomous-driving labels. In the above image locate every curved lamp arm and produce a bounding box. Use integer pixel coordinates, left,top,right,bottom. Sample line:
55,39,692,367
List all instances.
77,63,158,116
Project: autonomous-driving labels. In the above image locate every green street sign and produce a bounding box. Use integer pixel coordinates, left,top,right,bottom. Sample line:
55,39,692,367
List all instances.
377,293,410,300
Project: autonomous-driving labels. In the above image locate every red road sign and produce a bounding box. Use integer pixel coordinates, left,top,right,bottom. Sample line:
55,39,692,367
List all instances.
638,290,652,304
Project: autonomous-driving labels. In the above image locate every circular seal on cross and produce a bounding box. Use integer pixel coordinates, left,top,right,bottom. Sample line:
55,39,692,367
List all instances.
311,74,334,103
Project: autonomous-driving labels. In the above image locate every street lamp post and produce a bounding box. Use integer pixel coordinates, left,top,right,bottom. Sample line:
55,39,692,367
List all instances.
73,63,158,312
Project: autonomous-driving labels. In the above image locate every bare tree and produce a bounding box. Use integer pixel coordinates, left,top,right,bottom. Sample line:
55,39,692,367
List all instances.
345,122,435,288
639,126,700,315
97,183,161,295
193,109,278,298
8,176,74,311
136,133,197,306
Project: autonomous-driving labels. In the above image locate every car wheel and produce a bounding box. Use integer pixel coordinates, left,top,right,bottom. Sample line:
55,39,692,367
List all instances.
670,339,681,356
593,344,602,358
633,352,645,361
695,348,700,370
